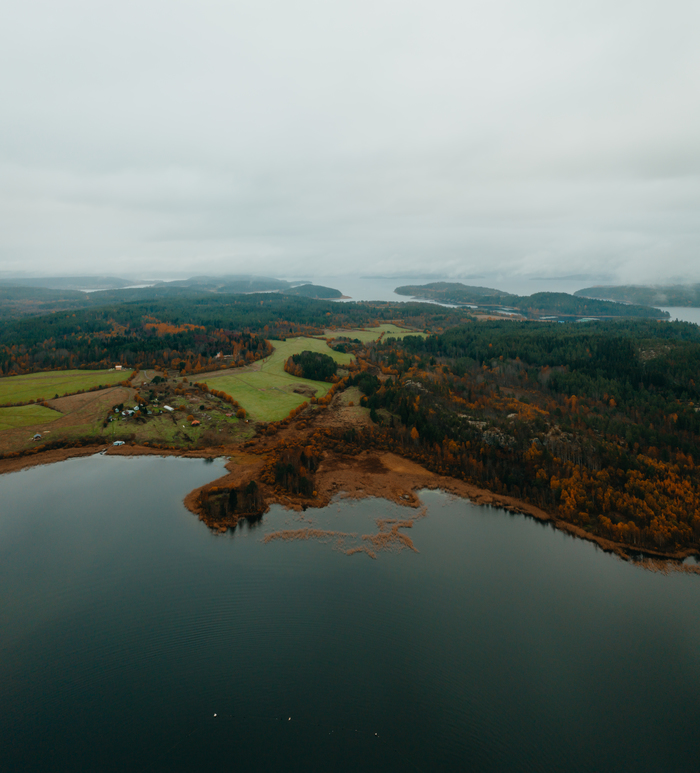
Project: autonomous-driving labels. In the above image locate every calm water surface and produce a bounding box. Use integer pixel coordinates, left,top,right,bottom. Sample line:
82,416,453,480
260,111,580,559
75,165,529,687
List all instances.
305,275,609,303
305,276,700,326
1,455,699,772
657,306,700,325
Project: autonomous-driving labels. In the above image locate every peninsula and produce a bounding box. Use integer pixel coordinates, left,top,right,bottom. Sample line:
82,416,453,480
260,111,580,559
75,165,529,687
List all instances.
1,286,698,564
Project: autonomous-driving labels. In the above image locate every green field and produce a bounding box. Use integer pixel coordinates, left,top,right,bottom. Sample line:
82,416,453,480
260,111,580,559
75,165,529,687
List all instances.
108,413,227,445
202,337,353,422
0,369,130,405
325,324,426,342
0,404,62,432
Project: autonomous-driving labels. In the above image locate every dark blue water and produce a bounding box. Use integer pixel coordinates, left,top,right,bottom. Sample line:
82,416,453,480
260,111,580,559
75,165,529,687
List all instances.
1,455,699,772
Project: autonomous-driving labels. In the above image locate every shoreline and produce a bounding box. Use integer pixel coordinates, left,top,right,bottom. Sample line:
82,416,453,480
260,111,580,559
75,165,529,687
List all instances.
1,443,698,568
0,443,222,475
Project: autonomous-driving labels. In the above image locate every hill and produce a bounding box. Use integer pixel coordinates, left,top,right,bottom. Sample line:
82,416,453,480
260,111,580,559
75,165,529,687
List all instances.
0,285,93,319
395,282,515,304
0,275,293,319
284,283,343,299
0,276,135,290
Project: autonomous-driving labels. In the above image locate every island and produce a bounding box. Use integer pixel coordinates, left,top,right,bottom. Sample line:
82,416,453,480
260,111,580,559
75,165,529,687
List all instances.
283,283,344,299
395,282,669,319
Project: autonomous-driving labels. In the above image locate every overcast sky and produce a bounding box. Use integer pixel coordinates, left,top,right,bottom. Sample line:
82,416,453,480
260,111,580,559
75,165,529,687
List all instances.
1,0,699,284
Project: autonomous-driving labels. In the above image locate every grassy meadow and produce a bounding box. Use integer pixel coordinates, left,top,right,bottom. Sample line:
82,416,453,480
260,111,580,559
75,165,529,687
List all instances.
324,324,426,342
202,337,353,422
0,404,62,432
0,369,130,405
106,413,237,446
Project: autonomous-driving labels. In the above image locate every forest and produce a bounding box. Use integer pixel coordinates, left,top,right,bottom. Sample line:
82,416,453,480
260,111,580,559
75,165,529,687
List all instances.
336,318,700,552
0,294,464,376
284,351,339,381
283,284,342,299
395,282,514,303
0,285,94,319
0,275,343,320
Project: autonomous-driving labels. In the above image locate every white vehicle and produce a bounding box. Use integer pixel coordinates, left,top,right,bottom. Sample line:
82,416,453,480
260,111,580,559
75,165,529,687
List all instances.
113,440,125,446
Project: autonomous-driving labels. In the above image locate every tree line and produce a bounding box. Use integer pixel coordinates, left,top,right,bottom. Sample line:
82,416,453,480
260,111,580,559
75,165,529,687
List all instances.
344,319,700,552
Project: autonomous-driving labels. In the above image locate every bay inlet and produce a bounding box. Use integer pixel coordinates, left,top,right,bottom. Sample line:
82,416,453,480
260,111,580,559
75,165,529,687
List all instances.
1,454,699,772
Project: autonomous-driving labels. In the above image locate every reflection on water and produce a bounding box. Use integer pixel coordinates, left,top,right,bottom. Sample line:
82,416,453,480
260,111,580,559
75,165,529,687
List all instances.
1,455,699,772
262,501,427,558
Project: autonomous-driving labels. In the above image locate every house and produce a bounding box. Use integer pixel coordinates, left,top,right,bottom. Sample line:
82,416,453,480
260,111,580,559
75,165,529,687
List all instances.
115,365,123,371
191,420,201,426
32,433,42,441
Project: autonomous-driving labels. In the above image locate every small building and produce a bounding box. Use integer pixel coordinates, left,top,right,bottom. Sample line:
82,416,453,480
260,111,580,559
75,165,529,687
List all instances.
115,365,123,371
113,440,125,446
191,420,201,426
32,433,42,441
163,405,174,412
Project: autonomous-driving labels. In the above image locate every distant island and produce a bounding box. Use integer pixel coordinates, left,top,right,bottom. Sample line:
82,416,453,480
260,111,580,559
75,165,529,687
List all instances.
575,284,700,308
283,283,343,299
395,282,515,305
395,282,669,320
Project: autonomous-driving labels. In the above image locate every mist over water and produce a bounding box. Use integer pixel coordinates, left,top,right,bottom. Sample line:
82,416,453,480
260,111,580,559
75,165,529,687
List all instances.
1,455,699,771
301,275,610,303
305,276,700,324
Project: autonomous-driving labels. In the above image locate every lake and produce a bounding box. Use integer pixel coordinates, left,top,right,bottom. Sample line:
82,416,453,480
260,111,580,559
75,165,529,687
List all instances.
301,275,615,303
300,276,700,326
656,306,700,325
1,455,699,772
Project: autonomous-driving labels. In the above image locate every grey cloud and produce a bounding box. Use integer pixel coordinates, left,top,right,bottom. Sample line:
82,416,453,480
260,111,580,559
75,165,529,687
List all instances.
1,0,699,284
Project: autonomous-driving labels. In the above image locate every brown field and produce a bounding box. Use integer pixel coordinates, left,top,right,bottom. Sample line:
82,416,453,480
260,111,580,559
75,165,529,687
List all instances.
0,386,132,454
